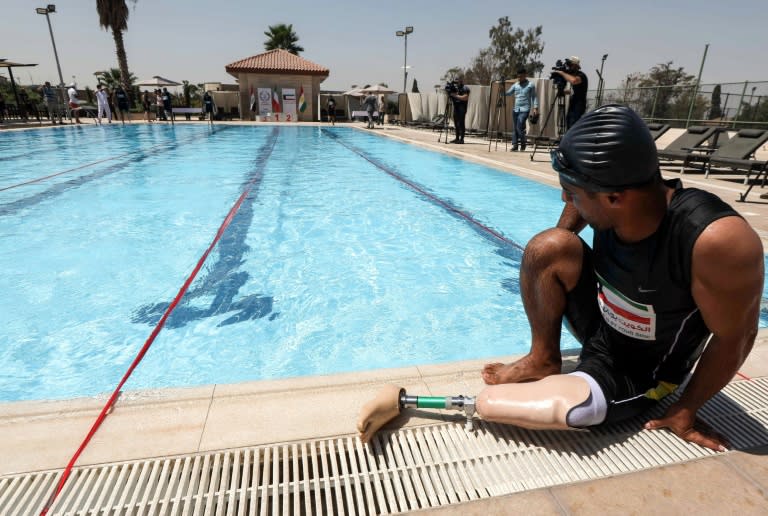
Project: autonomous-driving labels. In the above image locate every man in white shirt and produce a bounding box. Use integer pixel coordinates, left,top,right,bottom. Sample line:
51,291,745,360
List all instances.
95,84,112,125
67,83,82,124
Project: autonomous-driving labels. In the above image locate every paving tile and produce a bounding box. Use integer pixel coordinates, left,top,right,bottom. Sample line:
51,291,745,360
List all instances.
551,457,768,514
723,445,768,492
0,393,212,475
198,379,435,451
415,488,563,515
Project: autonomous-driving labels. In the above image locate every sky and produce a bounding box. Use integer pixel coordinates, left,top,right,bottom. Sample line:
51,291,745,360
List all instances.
2,0,765,93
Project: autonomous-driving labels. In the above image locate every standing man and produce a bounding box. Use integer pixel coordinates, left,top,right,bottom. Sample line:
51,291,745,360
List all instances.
67,83,82,124
95,84,112,124
480,105,763,451
505,68,539,151
161,87,173,122
142,90,153,122
327,96,337,125
551,56,588,130
112,85,130,124
203,91,215,124
449,78,470,144
40,81,63,125
362,93,377,129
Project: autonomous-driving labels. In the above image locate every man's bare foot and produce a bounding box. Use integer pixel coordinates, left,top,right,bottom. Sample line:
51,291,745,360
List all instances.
482,354,561,385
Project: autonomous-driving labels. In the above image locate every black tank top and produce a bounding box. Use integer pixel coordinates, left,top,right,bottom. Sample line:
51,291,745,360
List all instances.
591,179,740,384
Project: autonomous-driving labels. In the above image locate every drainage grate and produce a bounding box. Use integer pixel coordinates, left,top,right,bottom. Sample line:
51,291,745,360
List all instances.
2,377,768,515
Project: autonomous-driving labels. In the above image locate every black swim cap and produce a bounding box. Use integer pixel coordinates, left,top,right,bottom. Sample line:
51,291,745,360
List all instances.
553,104,659,192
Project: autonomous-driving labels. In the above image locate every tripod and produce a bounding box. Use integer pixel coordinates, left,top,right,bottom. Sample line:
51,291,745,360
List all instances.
529,84,567,161
437,94,454,144
488,79,509,152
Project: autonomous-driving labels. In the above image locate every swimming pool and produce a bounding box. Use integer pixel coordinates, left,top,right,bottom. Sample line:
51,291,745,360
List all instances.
1,125,766,402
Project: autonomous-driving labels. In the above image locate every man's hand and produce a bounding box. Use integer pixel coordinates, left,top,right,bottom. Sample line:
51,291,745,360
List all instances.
644,403,728,452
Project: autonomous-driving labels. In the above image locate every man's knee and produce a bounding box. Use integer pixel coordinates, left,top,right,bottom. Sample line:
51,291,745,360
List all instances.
523,228,582,269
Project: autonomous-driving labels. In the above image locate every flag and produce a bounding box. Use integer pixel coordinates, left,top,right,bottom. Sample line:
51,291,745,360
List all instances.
298,86,307,113
272,87,281,113
249,85,256,112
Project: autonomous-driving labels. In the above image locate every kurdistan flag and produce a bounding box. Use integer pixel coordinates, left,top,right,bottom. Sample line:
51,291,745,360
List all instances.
298,86,307,113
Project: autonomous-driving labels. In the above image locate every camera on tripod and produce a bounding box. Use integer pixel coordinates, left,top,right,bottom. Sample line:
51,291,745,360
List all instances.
444,80,459,94
549,59,570,92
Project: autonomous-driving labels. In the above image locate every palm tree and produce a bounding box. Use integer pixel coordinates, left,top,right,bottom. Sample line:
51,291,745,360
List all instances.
182,80,202,107
95,68,136,90
263,24,304,55
96,0,136,103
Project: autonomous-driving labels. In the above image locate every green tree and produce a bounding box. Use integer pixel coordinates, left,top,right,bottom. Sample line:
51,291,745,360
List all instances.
182,80,202,107
96,0,136,103
95,67,136,90
264,24,304,55
443,19,544,84
487,18,544,78
411,78,420,93
637,62,695,120
709,84,722,119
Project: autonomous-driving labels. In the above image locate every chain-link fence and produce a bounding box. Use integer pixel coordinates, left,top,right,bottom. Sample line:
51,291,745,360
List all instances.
588,80,768,129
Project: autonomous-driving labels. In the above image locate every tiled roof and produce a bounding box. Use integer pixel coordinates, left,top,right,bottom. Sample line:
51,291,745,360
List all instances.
225,49,329,76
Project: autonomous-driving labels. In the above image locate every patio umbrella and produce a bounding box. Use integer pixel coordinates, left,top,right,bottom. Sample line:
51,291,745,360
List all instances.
135,75,181,87
0,59,38,116
358,85,396,95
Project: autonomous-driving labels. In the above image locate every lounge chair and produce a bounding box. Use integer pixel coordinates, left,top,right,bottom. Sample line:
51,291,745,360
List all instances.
645,122,670,141
657,125,723,173
704,128,768,201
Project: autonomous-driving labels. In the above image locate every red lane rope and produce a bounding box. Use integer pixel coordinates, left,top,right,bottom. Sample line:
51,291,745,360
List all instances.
40,140,269,515
0,149,152,193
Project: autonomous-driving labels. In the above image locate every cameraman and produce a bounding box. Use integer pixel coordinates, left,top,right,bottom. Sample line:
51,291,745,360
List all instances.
552,56,588,129
448,78,470,144
504,67,538,151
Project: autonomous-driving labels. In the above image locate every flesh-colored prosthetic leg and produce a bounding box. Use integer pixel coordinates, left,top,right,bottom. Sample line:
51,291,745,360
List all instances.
357,385,404,443
476,374,591,430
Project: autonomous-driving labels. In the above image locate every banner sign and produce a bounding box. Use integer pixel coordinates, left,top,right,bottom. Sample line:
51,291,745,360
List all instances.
257,88,272,116
282,88,297,121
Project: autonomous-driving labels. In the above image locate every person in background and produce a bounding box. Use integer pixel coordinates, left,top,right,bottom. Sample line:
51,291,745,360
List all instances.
112,85,130,124
95,84,112,125
378,95,386,125
155,89,165,121
203,90,215,124
40,81,63,125
504,67,539,151
142,90,153,122
448,78,470,144
327,96,337,125
161,87,173,121
551,56,588,130
67,83,82,124
362,93,377,129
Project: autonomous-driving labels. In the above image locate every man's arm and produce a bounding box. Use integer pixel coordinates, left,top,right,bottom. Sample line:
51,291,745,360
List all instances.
646,216,764,450
556,201,587,233
555,70,582,86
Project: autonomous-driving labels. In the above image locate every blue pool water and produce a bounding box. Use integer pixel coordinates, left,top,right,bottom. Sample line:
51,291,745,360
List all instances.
0,125,765,402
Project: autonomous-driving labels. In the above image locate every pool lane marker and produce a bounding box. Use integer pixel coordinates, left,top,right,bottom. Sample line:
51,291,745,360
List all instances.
322,129,524,253
0,125,226,193
39,127,278,516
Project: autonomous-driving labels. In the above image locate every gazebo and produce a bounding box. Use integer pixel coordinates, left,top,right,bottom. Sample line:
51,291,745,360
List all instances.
225,49,329,122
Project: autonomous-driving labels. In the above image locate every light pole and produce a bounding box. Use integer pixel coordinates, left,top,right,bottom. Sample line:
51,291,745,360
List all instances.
36,4,67,119
395,26,414,92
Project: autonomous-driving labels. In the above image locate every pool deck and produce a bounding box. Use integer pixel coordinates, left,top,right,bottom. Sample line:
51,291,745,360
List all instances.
2,122,768,513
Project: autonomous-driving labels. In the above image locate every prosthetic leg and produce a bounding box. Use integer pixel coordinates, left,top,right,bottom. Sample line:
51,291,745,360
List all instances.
356,375,592,443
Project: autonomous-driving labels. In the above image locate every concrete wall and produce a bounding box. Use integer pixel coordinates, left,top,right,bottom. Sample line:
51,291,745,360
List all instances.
233,73,326,122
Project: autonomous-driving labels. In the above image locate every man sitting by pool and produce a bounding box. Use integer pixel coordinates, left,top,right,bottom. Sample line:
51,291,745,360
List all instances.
358,105,763,451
